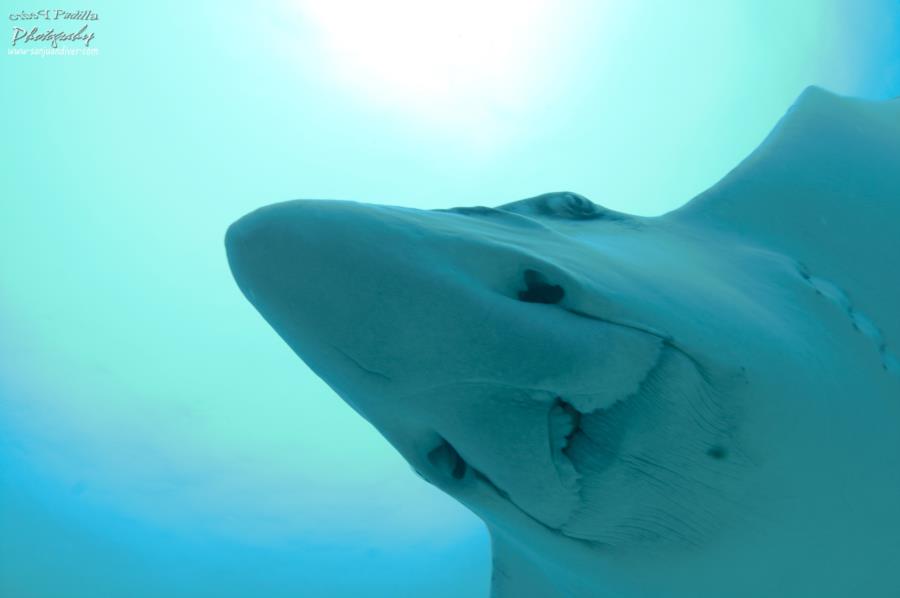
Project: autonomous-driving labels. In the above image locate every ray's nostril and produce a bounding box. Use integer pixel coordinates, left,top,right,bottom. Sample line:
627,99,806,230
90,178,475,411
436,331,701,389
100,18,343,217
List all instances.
427,438,468,481
452,455,467,480
518,269,565,304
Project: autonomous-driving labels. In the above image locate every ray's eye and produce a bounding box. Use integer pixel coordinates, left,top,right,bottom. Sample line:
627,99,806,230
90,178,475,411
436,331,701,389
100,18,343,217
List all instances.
518,269,565,304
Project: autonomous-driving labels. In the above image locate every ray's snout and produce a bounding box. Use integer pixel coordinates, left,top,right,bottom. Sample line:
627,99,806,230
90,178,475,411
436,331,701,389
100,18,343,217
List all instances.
224,201,305,291
224,201,367,365
224,199,443,395
225,200,371,303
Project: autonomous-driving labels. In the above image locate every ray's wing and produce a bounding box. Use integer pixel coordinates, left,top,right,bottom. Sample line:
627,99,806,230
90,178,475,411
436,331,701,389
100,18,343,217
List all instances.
668,87,900,359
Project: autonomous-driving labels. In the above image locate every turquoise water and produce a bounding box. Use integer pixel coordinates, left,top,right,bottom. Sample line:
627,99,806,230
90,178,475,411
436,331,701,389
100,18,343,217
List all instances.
2,1,899,596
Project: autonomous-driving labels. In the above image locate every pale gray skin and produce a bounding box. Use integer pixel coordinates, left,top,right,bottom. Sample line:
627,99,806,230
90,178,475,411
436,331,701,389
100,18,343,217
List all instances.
226,88,900,597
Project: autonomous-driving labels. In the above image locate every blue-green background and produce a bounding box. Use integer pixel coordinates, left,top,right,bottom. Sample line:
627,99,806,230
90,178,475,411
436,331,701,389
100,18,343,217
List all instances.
2,1,899,596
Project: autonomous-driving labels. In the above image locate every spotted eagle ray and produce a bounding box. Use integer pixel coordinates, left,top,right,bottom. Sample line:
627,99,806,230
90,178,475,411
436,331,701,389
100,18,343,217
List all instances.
225,87,900,597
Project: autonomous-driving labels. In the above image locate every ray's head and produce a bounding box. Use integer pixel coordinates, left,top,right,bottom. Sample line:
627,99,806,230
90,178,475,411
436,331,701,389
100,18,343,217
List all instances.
224,193,761,552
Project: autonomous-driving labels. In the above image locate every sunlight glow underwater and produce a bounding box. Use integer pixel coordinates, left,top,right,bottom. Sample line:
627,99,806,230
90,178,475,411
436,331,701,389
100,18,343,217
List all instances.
2,0,899,595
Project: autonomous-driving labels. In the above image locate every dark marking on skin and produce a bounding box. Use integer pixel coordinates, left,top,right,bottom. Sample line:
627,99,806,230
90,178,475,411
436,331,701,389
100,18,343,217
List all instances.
706,445,728,460
798,263,898,379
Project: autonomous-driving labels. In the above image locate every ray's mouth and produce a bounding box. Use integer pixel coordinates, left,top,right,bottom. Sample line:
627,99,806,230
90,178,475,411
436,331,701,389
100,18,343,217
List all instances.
422,393,588,505
418,343,695,541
